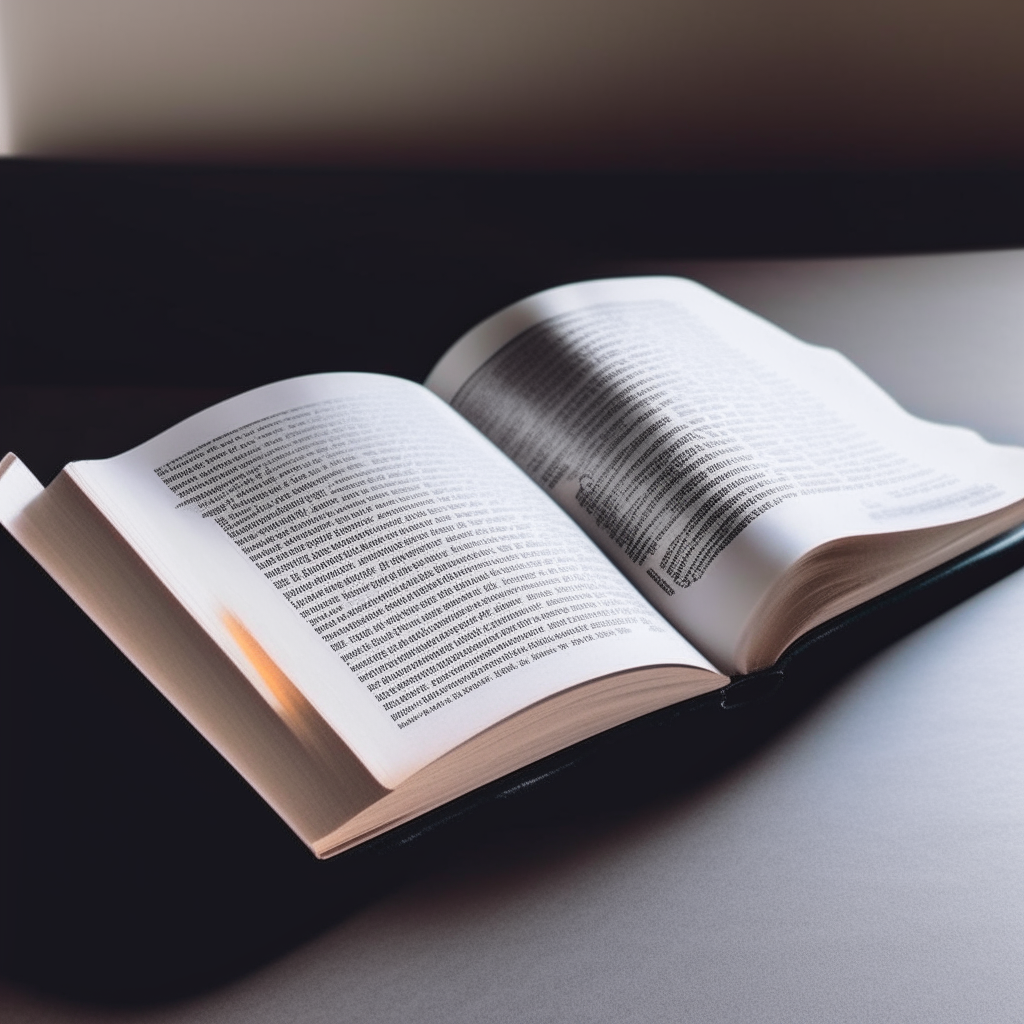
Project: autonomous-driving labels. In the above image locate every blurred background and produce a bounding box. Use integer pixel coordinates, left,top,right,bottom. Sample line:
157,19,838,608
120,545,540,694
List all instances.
3,0,1024,398
2,0,1024,169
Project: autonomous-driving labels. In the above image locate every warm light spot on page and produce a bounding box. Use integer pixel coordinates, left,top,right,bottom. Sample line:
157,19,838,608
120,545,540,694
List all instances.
221,611,353,767
221,610,306,723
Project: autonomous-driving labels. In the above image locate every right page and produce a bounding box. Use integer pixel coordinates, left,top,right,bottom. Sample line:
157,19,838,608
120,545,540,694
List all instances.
427,277,1024,673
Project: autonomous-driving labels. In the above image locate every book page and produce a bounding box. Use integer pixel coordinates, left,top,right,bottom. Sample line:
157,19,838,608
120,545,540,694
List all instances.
427,277,1024,670
73,373,712,785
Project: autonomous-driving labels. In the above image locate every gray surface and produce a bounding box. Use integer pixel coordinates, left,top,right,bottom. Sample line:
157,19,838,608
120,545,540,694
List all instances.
680,249,1024,446
5,250,1024,1022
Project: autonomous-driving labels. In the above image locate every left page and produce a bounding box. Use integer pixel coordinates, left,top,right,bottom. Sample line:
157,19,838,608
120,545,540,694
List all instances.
73,373,716,787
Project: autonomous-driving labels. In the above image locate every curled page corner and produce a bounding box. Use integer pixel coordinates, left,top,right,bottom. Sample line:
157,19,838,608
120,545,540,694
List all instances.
0,453,44,528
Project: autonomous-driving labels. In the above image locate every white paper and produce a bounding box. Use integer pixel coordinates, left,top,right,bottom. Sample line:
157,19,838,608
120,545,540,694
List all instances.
73,372,713,785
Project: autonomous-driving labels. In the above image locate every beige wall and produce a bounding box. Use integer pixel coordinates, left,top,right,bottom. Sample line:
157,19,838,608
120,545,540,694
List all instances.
2,0,1023,168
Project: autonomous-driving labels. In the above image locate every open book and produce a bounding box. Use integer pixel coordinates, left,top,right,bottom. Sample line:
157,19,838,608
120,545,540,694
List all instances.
4,277,1024,858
